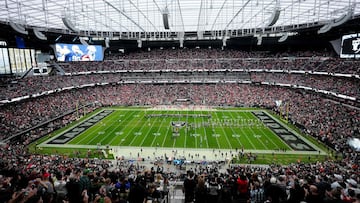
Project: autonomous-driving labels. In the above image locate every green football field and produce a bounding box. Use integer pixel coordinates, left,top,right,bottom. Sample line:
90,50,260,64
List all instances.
71,109,286,149
42,108,319,153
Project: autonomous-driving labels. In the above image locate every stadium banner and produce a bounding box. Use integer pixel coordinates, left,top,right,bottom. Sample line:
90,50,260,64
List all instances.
340,33,360,58
54,43,103,62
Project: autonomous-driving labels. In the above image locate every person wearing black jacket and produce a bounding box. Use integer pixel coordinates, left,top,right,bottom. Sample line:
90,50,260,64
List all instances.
183,171,196,203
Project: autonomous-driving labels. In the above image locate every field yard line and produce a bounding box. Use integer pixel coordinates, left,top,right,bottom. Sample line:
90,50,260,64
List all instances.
192,111,198,148
137,111,164,146
97,111,136,144
227,111,245,147
72,123,105,144
126,111,151,146
255,126,282,149
106,110,137,145
216,111,233,149
161,116,172,147
83,114,125,145
45,109,106,144
245,111,286,149
201,110,210,148
73,111,116,145
150,110,169,147
264,111,320,151
237,112,269,149
235,113,257,149
114,111,141,145
183,111,189,148
211,112,226,149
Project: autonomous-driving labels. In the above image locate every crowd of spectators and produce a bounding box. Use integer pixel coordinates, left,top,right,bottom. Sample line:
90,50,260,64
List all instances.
59,57,357,74
0,83,359,153
106,48,331,60
0,60,359,100
250,72,360,98
1,144,359,203
0,48,359,203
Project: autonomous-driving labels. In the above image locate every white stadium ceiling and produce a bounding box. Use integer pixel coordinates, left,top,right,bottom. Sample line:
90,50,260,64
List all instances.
0,0,359,39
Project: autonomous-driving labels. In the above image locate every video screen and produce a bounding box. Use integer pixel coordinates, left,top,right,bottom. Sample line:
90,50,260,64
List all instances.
55,43,103,62
340,33,360,58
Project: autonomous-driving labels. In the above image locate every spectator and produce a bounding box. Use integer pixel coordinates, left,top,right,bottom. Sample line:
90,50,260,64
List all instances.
183,171,196,203
194,176,207,203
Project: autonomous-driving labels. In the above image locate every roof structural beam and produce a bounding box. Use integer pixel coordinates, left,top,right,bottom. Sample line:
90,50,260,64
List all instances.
210,0,228,31
267,0,280,27
62,7,120,33
72,0,130,32
103,0,146,32
197,0,204,34
152,0,163,14
48,0,128,32
127,0,159,32
223,0,251,31
176,0,185,33
251,1,279,29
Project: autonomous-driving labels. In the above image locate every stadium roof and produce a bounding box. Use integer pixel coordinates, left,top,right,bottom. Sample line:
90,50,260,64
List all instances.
0,0,359,40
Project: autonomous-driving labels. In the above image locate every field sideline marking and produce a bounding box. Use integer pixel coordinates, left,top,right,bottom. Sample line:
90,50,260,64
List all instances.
97,111,134,145
138,111,163,146
227,111,249,149
150,110,168,147
114,110,140,146
123,111,148,146
211,111,225,149
236,112,257,149
43,109,109,144
191,112,197,148
217,110,234,149
201,110,210,148
240,112,273,150
40,108,326,155
161,115,172,147
106,111,136,145
76,112,119,145
248,112,285,150
264,111,323,153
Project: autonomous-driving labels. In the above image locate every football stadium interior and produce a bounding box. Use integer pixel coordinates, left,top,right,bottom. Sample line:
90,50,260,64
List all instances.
0,0,359,203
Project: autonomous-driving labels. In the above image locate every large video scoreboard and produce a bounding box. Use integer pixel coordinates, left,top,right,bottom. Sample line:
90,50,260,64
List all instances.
55,43,103,62
340,33,360,58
